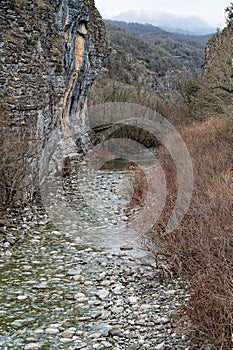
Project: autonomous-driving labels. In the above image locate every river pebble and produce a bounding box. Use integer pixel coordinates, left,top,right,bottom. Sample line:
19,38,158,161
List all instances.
0,165,194,349
24,343,42,350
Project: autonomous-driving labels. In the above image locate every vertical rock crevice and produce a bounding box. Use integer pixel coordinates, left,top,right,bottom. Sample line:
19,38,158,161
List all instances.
56,0,109,149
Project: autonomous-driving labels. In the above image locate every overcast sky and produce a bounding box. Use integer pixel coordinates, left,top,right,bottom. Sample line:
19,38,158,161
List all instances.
95,0,230,27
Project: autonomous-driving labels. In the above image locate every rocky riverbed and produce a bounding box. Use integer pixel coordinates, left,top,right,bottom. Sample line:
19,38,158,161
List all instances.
0,164,192,350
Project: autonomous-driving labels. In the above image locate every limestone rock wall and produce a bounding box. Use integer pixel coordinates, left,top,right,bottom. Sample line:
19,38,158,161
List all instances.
0,0,108,176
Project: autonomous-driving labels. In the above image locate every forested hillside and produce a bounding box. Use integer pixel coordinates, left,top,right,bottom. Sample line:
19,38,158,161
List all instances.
98,20,211,91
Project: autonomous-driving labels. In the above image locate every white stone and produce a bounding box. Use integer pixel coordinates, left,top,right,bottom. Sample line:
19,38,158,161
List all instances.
155,341,166,350
128,296,138,304
59,338,72,343
74,293,86,299
111,306,124,314
48,323,61,328
76,331,84,336
138,338,145,345
36,282,48,289
45,328,59,335
96,289,110,300
84,281,92,286
99,272,106,279
33,329,44,334
101,280,111,287
72,275,84,281
61,329,76,338
17,295,28,300
24,343,41,350
140,304,151,311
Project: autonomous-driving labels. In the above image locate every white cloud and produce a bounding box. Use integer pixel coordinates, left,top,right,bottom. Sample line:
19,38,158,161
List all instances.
95,0,230,27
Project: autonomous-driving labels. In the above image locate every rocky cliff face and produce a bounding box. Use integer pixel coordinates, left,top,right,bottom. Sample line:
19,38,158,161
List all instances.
203,23,233,103
0,0,108,180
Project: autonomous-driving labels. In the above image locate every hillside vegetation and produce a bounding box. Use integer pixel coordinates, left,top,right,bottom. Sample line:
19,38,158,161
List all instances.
99,20,211,91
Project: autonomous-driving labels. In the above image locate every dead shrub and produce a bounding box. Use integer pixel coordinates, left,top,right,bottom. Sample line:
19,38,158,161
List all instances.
0,115,38,207
148,114,233,348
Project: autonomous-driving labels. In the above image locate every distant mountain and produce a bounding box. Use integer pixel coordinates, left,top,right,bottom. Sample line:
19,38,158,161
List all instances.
112,10,216,35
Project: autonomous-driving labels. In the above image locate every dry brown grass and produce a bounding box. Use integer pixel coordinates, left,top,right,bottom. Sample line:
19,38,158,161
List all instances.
149,115,233,349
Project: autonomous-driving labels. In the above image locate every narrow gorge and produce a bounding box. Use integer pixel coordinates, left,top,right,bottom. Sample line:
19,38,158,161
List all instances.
0,1,232,350
0,1,193,349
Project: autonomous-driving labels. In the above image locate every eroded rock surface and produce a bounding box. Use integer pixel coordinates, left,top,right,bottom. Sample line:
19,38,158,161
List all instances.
0,0,109,171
